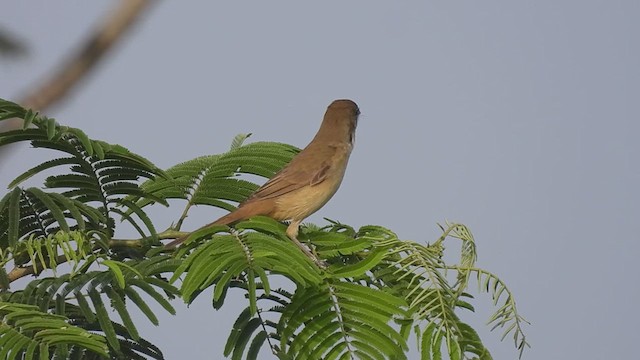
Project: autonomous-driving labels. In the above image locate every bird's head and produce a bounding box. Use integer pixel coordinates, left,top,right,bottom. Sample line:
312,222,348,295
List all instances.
322,99,360,145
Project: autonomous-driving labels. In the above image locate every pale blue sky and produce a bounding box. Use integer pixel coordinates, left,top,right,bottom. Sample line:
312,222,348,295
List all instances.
1,1,639,359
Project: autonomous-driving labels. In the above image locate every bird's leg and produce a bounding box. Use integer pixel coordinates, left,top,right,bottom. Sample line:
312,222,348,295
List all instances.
286,221,327,268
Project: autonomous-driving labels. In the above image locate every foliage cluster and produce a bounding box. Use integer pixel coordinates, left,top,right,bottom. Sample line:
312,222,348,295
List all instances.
0,99,528,359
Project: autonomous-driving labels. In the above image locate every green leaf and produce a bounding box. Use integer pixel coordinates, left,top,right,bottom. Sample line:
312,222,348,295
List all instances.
67,128,93,156
88,289,119,352
115,198,157,241
225,308,252,356
23,109,37,128
230,133,252,150
93,141,105,159
280,282,407,360
46,118,57,140
101,260,125,289
31,187,71,231
231,317,262,360
448,337,461,360
105,286,139,341
247,269,257,316
129,279,176,316
0,301,108,358
74,292,96,323
7,187,21,246
9,157,78,189
123,287,159,326
330,247,388,278
247,330,267,360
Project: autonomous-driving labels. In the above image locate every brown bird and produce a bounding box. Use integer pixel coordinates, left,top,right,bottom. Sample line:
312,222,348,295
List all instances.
166,99,360,266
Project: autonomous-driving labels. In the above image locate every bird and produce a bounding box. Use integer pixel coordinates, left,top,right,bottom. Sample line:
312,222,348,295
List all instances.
166,99,360,267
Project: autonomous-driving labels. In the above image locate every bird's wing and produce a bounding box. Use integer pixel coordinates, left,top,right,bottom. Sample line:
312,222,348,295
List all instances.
245,150,334,201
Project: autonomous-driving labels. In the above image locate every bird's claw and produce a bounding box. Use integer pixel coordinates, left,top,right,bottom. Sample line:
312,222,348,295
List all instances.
315,258,329,269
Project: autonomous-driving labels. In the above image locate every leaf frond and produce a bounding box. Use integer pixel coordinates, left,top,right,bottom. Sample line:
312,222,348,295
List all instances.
0,301,108,359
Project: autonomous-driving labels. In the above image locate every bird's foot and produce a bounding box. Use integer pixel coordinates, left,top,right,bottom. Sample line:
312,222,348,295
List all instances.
290,236,327,269
313,257,329,269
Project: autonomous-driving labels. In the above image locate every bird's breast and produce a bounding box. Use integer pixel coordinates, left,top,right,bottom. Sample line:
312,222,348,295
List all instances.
272,144,352,221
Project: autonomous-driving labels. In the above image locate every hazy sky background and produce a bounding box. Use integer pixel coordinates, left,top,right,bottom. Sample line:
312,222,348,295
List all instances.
1,1,638,359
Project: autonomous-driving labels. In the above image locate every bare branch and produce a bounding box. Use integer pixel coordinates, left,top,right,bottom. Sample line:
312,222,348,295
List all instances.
6,254,68,284
0,0,154,134
20,0,154,111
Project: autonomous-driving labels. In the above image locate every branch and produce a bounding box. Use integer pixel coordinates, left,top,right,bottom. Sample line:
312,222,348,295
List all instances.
108,229,189,248
0,0,154,134
20,0,154,112
6,253,68,284
4,229,186,287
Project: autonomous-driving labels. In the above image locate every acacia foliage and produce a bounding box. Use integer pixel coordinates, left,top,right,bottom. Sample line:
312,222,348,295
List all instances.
0,99,528,359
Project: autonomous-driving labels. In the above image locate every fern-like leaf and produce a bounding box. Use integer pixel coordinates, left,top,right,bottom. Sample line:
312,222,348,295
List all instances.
0,99,167,242
0,302,108,359
132,140,299,230
173,217,322,308
279,281,408,360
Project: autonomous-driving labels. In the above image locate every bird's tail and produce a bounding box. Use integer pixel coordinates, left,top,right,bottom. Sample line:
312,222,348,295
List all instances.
164,202,269,248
